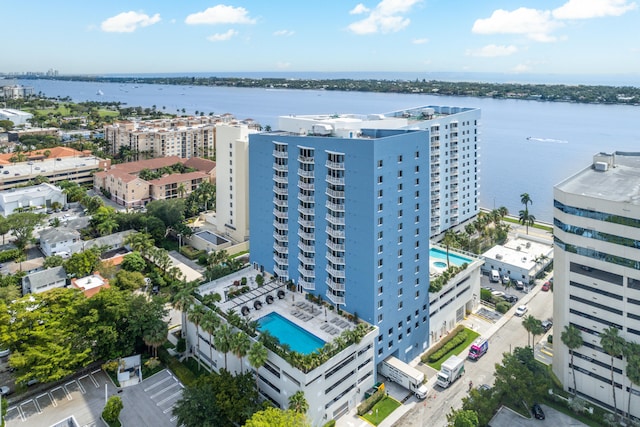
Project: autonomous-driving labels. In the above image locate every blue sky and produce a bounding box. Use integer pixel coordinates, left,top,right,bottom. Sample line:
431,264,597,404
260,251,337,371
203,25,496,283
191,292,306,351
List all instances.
4,0,639,77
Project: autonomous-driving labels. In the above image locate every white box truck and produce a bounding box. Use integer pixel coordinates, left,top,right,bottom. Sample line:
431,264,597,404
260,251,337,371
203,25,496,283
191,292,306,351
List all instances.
378,356,429,399
436,355,465,388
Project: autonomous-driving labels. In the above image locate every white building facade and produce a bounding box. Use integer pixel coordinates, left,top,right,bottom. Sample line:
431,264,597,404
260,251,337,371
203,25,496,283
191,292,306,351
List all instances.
553,152,640,418
0,183,66,217
214,123,254,243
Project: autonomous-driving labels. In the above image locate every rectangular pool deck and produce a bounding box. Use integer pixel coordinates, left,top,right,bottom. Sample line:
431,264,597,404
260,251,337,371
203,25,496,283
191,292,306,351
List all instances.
197,267,358,348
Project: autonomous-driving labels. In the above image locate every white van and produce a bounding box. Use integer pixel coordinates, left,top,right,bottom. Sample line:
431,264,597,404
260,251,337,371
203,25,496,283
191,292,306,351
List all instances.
490,270,500,282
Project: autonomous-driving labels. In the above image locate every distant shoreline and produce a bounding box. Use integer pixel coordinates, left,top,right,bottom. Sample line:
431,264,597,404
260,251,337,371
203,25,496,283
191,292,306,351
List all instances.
14,75,640,107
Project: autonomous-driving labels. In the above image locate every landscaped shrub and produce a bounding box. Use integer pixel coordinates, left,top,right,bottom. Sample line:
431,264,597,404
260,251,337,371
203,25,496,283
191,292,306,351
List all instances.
179,245,205,260
323,420,336,427
480,288,492,301
496,301,511,314
357,388,385,416
176,338,186,353
428,331,469,363
421,325,465,363
0,248,21,263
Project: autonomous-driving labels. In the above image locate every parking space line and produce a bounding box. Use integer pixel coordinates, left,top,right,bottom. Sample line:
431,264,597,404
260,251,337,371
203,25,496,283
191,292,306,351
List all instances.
6,406,25,422
67,379,86,394
144,373,173,392
157,390,183,406
150,381,180,399
88,373,99,388
33,397,42,414
38,392,56,407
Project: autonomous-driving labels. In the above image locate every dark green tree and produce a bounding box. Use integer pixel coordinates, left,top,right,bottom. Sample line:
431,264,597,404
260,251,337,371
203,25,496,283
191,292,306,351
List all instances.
102,395,123,425
120,251,147,272
601,326,625,419
561,324,583,396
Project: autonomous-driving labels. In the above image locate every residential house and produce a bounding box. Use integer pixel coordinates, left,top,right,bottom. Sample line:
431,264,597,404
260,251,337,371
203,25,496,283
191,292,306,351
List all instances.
39,227,81,257
71,272,110,298
22,266,67,295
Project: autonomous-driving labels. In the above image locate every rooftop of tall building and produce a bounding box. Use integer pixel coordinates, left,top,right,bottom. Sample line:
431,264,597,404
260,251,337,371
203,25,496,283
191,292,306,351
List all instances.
555,151,640,204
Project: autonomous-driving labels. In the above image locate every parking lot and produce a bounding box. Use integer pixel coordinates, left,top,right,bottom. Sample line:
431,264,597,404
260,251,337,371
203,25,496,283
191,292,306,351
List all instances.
5,369,110,427
488,404,587,427
4,369,183,427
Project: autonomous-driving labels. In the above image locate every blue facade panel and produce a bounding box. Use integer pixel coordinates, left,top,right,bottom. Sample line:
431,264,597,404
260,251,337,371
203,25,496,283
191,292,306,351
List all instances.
249,129,431,363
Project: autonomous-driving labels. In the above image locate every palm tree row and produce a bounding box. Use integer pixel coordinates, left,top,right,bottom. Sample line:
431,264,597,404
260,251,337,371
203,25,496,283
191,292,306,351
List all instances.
561,324,640,423
519,192,536,235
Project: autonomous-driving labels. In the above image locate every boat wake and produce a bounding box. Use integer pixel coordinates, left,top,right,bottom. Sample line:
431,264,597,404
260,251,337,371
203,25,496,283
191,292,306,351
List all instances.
526,136,568,144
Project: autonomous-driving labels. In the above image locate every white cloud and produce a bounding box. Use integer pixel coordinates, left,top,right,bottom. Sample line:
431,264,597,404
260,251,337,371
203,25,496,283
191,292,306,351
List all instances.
276,62,291,69
350,4,370,14
553,0,637,19
186,5,256,25
348,0,422,34
472,8,562,42
512,63,532,73
466,44,518,57
207,29,238,42
273,29,295,37
412,38,429,44
101,11,161,33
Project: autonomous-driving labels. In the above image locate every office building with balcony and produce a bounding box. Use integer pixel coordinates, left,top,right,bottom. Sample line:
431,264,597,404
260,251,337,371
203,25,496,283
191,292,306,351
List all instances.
249,105,480,364
553,152,640,418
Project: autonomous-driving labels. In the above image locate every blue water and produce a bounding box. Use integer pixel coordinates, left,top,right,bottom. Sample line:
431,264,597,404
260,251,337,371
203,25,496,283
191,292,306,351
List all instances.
430,248,472,266
257,312,325,355
19,78,640,222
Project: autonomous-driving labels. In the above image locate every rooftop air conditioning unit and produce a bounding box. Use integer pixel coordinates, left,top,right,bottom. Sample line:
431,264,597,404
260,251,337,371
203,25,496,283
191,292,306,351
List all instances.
594,161,608,172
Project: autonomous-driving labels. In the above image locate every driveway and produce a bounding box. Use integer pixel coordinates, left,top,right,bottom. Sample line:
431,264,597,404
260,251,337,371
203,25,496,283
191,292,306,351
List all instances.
488,404,587,427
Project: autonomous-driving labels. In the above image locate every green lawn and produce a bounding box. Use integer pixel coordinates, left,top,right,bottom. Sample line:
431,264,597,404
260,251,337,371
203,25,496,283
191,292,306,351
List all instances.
503,216,553,232
427,328,480,371
360,396,401,426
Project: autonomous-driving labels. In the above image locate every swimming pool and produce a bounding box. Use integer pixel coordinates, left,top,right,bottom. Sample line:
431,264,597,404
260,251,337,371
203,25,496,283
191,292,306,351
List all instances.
430,247,472,266
257,312,325,355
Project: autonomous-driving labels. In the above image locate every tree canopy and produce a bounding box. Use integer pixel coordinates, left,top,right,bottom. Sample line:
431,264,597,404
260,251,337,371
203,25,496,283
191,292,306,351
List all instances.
243,407,310,427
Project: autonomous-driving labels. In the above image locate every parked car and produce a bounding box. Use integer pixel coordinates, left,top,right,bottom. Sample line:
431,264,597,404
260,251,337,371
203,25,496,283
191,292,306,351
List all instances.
542,320,553,332
515,280,525,290
503,294,519,304
532,403,545,420
0,348,10,358
542,282,551,291
502,275,510,284
515,305,528,316
0,385,11,396
491,290,505,297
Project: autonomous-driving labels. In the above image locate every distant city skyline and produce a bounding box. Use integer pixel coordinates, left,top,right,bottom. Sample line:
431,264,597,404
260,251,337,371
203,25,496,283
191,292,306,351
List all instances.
5,1,639,77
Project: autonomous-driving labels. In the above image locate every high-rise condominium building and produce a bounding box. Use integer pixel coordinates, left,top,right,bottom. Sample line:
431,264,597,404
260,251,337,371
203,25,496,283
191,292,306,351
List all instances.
215,123,256,243
249,105,480,363
553,152,640,418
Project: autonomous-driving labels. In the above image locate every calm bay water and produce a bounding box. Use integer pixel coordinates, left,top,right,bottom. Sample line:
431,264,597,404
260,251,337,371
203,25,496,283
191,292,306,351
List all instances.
22,78,640,222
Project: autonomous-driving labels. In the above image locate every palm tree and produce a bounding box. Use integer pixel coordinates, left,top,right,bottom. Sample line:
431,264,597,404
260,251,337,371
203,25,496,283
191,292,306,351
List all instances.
143,319,168,358
601,326,625,419
518,209,536,235
201,310,220,369
124,232,154,256
522,315,541,347
624,342,640,421
230,331,251,373
247,341,268,391
177,182,186,198
172,288,193,339
214,324,233,370
498,206,509,219
96,217,118,236
561,325,583,396
442,230,456,268
288,390,309,414
520,193,532,211
188,304,207,370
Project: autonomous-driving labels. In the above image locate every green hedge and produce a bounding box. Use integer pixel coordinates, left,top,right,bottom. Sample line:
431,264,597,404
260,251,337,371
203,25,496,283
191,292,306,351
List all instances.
428,331,469,363
179,245,205,260
323,420,336,427
421,324,465,363
158,347,196,387
0,248,22,263
357,389,385,416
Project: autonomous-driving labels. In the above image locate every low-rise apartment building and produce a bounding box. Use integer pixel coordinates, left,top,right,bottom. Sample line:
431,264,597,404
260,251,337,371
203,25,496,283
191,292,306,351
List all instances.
188,267,378,426
93,156,215,207
0,183,66,216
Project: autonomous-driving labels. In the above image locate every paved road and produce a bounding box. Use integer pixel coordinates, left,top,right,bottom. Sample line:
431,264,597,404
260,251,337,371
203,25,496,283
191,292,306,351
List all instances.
393,281,554,427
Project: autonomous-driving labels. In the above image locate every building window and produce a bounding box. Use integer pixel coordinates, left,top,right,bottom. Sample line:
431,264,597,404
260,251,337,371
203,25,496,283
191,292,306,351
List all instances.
398,275,403,284
415,151,420,158
398,236,403,244
398,223,403,231
398,288,403,296
377,160,383,168
378,259,383,267
378,286,383,295
415,178,420,185
378,217,383,225
398,302,403,310
398,155,403,162
378,300,384,308
378,189,383,198
398,209,403,218
415,166,420,173
398,170,403,178
398,249,403,257
378,245,383,253
378,231,383,239
378,272,383,281
398,196,403,204
398,183,403,191
378,176,383,184
378,314,383,323
378,203,383,211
